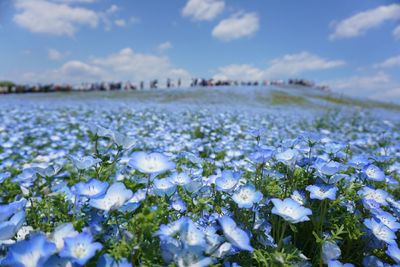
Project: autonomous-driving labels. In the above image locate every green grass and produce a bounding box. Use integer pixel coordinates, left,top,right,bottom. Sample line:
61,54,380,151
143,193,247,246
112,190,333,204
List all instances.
266,91,308,106
309,94,400,111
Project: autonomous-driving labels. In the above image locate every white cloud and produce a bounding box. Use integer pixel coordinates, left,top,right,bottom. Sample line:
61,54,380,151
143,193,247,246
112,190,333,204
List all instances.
182,0,224,21
14,0,99,36
212,12,259,41
213,52,345,80
322,72,400,102
19,48,191,85
374,55,400,68
114,19,126,27
393,25,400,39
264,52,345,77
157,41,173,52
214,64,264,81
330,4,400,40
48,48,63,60
52,0,96,3
106,4,119,14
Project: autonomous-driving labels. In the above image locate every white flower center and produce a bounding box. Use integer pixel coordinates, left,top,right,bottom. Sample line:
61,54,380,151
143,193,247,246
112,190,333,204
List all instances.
72,242,87,258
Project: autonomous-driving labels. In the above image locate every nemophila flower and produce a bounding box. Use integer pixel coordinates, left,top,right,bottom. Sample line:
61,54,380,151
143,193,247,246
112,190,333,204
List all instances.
120,188,147,212
232,184,263,208
362,199,383,214
249,147,274,163
386,244,400,264
0,211,25,241
70,155,101,170
2,234,57,267
306,184,338,201
327,260,354,267
0,198,27,222
363,164,385,182
291,190,306,205
218,216,253,252
112,131,135,150
50,223,78,251
175,249,213,267
156,217,188,238
348,155,370,169
212,242,233,258
375,210,400,231
43,255,73,267
358,187,389,206
275,148,298,167
59,232,102,266
314,159,344,177
181,220,207,248
89,182,133,212
153,178,177,197
170,172,191,186
248,127,266,138
215,170,241,192
73,179,108,198
362,256,385,267
128,152,175,175
170,198,187,212
322,241,341,264
321,173,348,184
364,218,397,244
0,171,11,183
271,198,312,224
35,164,62,178
97,253,132,267
13,168,37,187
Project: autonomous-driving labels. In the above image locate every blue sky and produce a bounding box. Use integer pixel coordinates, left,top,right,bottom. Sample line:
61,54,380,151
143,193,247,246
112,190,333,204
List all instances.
0,0,399,101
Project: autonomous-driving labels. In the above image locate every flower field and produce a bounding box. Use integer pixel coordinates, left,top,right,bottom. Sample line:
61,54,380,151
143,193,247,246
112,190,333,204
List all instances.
0,90,399,267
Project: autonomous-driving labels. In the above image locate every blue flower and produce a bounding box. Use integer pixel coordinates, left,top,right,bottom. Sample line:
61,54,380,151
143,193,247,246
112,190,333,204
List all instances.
59,232,102,266
0,211,25,241
112,131,136,150
322,241,341,264
364,218,396,244
271,198,312,224
363,164,385,182
358,187,389,206
348,155,370,169
215,170,241,192
314,159,344,177
89,182,133,212
2,233,57,267
218,216,253,252
275,149,298,167
291,190,306,205
327,260,354,267
70,155,101,170
232,184,263,208
49,223,78,251
128,152,175,175
153,178,177,197
0,172,11,183
306,184,338,201
73,179,108,198
386,243,400,264
0,198,27,222
120,188,147,212
375,210,400,231
97,253,132,267
169,172,191,186
170,198,187,212
181,220,207,248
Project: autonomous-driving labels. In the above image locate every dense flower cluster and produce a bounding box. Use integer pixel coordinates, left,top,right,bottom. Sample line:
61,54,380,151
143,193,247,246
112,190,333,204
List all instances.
0,105,399,266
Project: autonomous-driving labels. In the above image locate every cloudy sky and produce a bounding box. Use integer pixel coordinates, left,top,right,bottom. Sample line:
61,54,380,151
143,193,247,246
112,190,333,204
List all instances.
0,0,399,102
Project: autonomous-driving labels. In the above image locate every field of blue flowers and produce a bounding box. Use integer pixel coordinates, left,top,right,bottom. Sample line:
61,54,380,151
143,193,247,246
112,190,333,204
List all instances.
0,92,399,266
